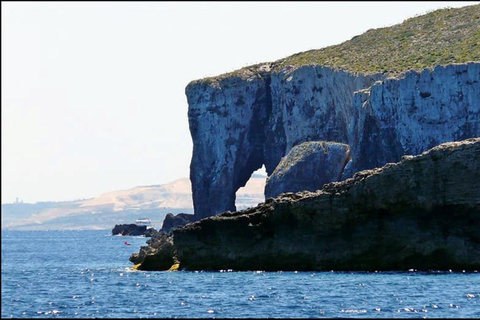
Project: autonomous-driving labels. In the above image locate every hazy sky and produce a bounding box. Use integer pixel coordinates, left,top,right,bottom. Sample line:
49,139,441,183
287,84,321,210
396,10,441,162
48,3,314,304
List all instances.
2,2,477,204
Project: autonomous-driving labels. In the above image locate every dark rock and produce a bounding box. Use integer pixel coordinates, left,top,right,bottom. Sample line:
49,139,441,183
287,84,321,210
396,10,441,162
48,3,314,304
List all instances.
265,141,350,198
161,213,195,233
112,224,147,236
130,138,480,271
144,227,160,238
130,233,177,270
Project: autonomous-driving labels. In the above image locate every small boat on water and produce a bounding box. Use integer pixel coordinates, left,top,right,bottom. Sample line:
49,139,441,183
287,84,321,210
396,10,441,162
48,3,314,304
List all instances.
124,241,131,245
135,218,153,229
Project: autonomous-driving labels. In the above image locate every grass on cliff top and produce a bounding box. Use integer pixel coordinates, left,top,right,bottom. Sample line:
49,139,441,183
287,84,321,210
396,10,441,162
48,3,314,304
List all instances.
198,4,480,84
275,4,480,75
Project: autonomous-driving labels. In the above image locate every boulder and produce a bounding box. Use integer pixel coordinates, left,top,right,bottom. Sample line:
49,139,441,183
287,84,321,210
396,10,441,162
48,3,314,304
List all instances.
265,141,350,198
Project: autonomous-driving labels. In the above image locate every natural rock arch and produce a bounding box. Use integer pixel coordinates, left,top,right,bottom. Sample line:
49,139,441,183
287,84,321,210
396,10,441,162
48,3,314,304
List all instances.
186,63,480,220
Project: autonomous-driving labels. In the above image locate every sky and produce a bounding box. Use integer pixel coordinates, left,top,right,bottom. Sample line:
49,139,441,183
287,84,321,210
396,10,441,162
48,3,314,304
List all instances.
2,1,478,204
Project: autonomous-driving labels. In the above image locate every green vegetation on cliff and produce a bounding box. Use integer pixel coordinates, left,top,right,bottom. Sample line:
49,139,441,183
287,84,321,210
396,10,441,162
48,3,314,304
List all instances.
276,4,480,75
198,4,480,83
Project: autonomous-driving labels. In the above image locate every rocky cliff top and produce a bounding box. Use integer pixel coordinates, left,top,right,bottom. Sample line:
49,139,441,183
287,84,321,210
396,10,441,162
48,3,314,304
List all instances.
323,137,480,198
187,62,272,88
192,4,479,86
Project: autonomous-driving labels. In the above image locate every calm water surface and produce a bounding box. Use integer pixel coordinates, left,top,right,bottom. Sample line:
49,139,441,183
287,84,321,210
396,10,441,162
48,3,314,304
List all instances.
2,230,479,318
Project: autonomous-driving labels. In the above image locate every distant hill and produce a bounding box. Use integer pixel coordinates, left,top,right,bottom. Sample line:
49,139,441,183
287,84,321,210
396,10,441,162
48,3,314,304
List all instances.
1,176,266,230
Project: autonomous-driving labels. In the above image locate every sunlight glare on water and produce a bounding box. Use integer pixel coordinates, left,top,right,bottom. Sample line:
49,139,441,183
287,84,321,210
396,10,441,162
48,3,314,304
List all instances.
2,230,480,318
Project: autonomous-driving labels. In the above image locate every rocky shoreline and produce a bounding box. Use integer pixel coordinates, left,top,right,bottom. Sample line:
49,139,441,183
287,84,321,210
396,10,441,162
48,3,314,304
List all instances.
130,138,480,271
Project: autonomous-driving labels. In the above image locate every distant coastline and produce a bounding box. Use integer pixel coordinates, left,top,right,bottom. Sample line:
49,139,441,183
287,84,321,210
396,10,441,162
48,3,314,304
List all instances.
1,176,266,231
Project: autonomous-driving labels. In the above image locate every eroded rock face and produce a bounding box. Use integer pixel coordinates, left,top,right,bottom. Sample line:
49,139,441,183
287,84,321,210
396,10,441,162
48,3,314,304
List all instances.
349,62,480,176
130,138,480,271
186,65,272,220
266,66,383,166
187,62,480,220
265,141,350,199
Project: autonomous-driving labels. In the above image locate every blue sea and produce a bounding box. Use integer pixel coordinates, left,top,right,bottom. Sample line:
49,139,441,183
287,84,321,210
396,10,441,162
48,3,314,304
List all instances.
1,230,479,318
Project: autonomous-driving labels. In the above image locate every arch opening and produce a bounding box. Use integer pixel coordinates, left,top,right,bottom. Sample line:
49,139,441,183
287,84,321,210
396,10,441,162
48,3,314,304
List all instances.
235,165,267,211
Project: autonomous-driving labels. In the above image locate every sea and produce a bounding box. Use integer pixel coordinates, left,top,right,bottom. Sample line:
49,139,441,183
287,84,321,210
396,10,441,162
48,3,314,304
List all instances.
1,230,479,319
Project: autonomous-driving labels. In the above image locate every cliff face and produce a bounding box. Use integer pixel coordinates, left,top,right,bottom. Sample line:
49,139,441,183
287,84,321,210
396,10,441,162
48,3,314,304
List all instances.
186,65,272,220
267,66,383,162
131,138,480,271
185,5,480,219
187,62,480,219
350,62,480,175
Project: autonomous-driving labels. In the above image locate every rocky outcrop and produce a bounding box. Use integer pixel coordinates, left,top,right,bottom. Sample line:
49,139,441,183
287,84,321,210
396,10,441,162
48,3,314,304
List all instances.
111,224,160,237
161,213,195,233
130,138,480,271
187,62,480,219
130,232,177,270
265,141,350,199
112,224,147,236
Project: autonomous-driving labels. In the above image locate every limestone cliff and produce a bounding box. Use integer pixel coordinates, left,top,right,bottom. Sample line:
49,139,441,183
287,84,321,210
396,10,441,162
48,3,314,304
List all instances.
349,62,480,176
186,5,480,219
130,138,480,271
187,62,480,219
186,65,272,220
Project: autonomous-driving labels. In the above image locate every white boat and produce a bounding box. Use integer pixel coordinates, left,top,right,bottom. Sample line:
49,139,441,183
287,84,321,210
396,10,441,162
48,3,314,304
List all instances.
135,218,153,229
